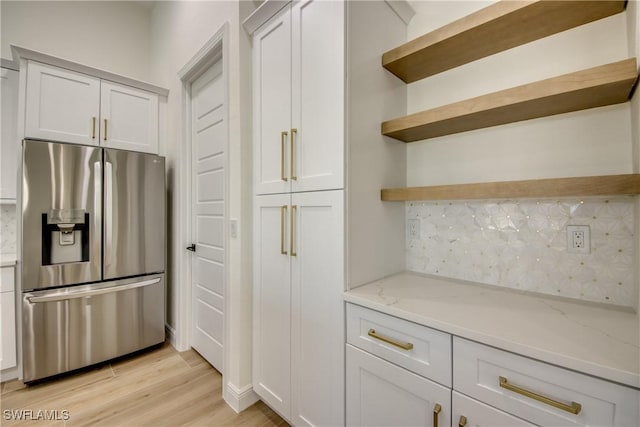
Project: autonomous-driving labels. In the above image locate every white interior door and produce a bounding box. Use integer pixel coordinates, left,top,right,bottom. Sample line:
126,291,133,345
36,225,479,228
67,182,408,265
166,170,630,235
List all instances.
190,60,226,373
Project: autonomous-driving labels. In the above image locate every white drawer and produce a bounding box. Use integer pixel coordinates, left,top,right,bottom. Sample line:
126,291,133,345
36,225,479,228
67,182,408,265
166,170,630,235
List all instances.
453,338,640,427
0,266,15,293
346,303,451,387
452,391,535,427
346,344,451,427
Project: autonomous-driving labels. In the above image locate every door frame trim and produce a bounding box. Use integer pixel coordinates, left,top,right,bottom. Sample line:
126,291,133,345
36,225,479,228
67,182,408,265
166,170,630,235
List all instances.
177,22,229,355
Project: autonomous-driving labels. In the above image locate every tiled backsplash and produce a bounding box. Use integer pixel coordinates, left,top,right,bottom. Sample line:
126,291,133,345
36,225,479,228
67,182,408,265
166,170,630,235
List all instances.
0,205,17,254
406,197,636,307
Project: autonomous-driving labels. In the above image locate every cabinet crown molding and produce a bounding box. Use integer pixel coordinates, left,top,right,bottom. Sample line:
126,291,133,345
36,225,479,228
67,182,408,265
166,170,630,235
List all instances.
11,45,169,97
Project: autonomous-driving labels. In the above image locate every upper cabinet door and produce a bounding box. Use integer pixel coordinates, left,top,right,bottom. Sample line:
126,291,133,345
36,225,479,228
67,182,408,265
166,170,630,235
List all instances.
291,0,344,193
100,81,159,154
253,7,292,195
25,61,100,145
1,68,19,200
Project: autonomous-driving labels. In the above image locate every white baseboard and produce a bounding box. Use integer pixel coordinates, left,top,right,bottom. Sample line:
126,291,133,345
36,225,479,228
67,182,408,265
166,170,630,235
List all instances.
165,324,177,348
1,366,18,383
224,382,259,413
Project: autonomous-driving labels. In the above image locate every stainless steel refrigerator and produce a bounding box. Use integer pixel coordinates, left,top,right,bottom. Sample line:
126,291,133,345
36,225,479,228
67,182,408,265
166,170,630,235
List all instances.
19,139,165,382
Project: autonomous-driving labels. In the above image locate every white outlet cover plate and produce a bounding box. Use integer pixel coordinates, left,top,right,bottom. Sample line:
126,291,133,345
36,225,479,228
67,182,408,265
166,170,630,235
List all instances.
567,225,590,254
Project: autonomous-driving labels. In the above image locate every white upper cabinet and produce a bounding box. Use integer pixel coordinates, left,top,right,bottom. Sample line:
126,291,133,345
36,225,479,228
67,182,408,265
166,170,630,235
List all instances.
25,61,159,153
25,61,101,146
1,67,19,201
100,80,159,153
254,8,292,195
253,0,344,195
290,0,344,193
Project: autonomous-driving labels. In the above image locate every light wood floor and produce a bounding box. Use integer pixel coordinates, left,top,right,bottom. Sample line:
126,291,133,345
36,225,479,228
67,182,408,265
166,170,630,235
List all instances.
0,342,288,427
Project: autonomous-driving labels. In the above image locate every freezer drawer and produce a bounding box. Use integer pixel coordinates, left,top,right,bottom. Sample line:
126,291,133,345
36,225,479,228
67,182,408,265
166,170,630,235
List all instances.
21,274,164,382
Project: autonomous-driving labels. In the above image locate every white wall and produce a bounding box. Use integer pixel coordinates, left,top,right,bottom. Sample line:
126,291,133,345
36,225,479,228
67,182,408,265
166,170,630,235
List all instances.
405,1,633,186
0,1,152,82
148,0,255,409
347,1,407,288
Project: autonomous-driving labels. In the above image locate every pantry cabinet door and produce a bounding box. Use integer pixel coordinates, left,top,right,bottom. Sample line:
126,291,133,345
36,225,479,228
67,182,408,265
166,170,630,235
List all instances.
253,193,292,419
1,67,19,200
290,190,344,427
253,7,292,195
25,61,100,145
100,81,159,154
290,0,344,193
346,344,451,427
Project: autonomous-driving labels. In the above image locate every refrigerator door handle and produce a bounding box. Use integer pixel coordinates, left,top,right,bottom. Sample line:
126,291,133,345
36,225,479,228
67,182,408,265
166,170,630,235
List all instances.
104,160,113,268
27,278,161,303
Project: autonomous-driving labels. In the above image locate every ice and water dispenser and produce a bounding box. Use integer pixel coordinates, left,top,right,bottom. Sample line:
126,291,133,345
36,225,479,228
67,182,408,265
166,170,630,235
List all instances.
41,209,90,265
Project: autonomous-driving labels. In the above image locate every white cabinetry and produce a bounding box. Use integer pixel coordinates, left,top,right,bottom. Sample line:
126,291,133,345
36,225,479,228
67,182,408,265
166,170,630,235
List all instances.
254,190,344,425
454,338,640,427
1,67,19,201
346,345,450,427
452,392,535,427
25,61,158,153
346,304,452,427
0,266,16,375
251,0,345,425
346,303,640,426
253,0,344,195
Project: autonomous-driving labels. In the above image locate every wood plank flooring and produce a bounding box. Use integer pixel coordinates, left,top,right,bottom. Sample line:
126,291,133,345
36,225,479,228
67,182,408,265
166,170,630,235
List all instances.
0,343,288,427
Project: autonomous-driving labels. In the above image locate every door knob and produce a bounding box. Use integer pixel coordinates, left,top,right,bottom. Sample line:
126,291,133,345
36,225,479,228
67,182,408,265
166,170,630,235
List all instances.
186,244,196,252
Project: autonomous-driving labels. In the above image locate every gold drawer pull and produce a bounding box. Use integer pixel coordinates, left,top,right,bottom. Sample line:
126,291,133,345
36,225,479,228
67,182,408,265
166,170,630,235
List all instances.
433,403,442,427
290,128,297,181
290,205,297,257
281,131,288,182
367,329,413,350
280,205,288,255
499,376,582,415
458,415,467,427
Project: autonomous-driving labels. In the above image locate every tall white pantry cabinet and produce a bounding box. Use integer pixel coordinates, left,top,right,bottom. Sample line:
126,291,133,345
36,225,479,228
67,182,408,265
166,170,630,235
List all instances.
251,0,345,425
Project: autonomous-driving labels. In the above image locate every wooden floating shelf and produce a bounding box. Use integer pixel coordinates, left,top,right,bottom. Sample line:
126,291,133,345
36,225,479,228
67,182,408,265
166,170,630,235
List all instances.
381,174,640,201
382,0,627,83
382,58,638,143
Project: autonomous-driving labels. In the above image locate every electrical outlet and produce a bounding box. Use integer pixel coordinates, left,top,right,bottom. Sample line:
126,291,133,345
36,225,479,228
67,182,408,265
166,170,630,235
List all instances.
230,219,238,239
408,219,420,238
567,225,590,254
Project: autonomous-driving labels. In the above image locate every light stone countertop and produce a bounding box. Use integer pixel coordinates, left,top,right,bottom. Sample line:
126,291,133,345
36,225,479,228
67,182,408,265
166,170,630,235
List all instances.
0,253,16,267
344,272,640,389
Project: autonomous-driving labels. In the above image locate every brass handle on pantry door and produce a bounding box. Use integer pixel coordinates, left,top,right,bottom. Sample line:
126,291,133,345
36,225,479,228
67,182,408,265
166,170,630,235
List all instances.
499,376,582,414
290,205,297,257
281,131,288,181
280,206,288,255
433,404,442,427
458,415,467,427
290,128,297,181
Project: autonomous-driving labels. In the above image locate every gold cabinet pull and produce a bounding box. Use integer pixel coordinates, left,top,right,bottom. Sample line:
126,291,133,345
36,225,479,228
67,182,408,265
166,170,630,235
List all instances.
280,205,288,255
281,131,288,182
104,119,108,141
367,329,413,350
290,128,297,181
433,403,442,427
92,117,96,139
290,205,297,257
499,376,582,415
459,415,467,427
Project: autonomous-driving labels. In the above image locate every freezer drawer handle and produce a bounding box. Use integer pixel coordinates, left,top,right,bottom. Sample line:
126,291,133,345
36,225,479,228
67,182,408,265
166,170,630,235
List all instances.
27,278,161,303
499,376,582,414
